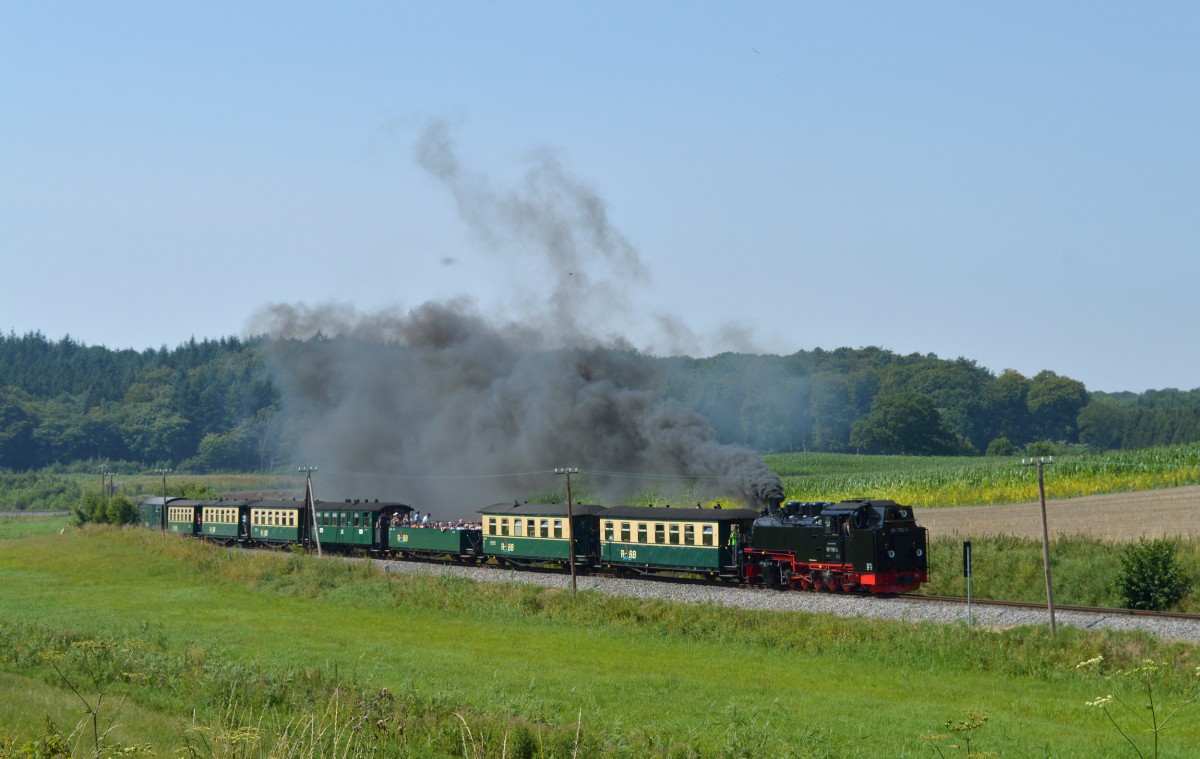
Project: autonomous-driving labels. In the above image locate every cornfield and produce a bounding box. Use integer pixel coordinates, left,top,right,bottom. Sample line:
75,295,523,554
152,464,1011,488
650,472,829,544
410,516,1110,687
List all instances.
764,444,1200,508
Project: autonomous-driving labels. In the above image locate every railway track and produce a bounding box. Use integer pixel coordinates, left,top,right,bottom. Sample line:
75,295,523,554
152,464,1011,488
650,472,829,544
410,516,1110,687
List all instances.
898,593,1200,622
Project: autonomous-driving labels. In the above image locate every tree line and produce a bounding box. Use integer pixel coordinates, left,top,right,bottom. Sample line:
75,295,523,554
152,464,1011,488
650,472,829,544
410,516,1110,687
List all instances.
1,332,1198,472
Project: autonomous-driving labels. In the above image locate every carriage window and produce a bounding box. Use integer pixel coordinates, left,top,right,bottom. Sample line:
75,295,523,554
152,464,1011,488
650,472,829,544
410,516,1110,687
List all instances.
620,523,631,542
527,519,536,536
654,524,665,543
501,518,510,536
684,525,695,545
487,517,497,535
603,521,614,541
352,513,359,527
636,523,648,543
540,519,549,537
513,519,523,537
669,525,680,545
554,519,564,539
702,525,714,546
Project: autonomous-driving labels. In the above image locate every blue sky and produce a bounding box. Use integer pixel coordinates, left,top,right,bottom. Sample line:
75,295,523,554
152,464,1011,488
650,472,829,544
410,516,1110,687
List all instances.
3,2,1197,393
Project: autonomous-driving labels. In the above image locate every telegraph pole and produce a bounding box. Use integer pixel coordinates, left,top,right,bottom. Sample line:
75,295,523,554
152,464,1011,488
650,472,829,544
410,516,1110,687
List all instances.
1023,457,1057,635
555,467,579,592
155,468,171,529
155,468,172,505
300,467,321,556
98,464,109,508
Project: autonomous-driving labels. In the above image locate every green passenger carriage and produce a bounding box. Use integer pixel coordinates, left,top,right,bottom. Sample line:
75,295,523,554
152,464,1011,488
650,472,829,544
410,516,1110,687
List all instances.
248,500,305,545
166,500,203,536
200,500,251,543
138,496,168,530
314,500,411,551
478,503,606,568
599,505,759,576
390,524,482,560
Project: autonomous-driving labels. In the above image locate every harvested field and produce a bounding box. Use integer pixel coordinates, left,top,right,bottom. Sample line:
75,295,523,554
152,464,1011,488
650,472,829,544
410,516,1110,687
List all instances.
914,485,1200,541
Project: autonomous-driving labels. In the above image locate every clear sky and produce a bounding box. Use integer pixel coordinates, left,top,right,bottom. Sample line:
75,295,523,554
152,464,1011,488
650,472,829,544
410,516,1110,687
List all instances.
3,3,1197,394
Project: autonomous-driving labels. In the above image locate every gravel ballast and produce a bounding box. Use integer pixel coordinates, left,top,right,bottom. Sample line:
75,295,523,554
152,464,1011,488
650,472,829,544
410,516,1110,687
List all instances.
376,559,1200,643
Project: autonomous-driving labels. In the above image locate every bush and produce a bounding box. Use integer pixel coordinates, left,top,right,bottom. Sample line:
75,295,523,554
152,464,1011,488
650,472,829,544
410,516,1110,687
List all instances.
986,437,1015,456
72,492,139,526
1024,440,1057,457
1115,539,1190,611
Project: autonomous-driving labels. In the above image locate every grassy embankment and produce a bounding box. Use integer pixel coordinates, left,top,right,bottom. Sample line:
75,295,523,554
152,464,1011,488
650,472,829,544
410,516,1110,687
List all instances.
1,526,1199,757
765,443,1200,507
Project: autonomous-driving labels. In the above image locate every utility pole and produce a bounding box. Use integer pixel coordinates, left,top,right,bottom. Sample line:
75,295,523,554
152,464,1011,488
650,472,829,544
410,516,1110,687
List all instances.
155,468,171,529
98,464,110,510
300,467,321,556
155,468,172,505
1023,456,1057,635
555,467,579,592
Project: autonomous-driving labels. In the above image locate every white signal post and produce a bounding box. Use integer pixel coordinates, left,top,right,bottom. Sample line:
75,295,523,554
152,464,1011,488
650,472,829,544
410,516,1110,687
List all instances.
555,467,579,592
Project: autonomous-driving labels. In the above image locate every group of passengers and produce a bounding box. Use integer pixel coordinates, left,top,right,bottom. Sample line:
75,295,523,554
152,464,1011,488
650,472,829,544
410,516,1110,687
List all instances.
384,512,479,531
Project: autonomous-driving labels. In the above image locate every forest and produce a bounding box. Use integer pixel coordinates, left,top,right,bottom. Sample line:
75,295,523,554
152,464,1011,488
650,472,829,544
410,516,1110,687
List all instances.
1,331,1198,473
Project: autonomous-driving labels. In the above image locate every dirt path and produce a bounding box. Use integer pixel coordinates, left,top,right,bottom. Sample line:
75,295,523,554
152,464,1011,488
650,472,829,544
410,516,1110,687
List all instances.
913,485,1200,542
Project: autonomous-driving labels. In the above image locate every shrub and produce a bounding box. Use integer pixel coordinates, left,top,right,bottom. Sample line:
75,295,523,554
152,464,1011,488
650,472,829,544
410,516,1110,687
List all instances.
1024,440,1057,457
1115,539,1190,611
986,437,1015,456
72,492,139,526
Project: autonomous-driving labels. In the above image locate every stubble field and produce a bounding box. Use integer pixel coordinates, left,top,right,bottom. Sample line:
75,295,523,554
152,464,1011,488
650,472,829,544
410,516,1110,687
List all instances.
915,485,1200,541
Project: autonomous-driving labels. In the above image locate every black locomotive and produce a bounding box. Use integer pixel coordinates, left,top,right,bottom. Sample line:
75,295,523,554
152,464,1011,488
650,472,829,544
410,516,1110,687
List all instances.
745,499,928,593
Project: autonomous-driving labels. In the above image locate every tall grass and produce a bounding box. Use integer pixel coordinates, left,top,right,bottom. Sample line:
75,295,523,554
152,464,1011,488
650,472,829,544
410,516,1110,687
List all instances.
922,534,1200,612
3,528,1200,755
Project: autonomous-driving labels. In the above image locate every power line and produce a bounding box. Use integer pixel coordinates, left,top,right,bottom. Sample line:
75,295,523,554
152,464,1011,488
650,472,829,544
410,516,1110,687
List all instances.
310,466,766,483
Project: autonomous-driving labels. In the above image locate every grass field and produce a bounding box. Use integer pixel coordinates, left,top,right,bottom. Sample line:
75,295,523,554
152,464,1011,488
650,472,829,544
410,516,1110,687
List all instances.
1,527,1199,757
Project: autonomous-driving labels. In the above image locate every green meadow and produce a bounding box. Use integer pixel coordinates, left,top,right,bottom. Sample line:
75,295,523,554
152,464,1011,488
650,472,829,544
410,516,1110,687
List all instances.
1,526,1198,757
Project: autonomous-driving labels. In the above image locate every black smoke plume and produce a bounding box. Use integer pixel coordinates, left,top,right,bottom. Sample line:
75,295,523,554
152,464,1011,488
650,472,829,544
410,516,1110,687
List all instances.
250,122,783,514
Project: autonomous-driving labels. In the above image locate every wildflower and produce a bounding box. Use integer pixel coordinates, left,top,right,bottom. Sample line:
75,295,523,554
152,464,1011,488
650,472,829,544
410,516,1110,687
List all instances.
1086,695,1114,708
1076,655,1104,670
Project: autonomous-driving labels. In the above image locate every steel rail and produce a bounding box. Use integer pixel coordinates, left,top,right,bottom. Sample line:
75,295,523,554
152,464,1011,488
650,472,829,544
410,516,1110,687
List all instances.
897,593,1200,621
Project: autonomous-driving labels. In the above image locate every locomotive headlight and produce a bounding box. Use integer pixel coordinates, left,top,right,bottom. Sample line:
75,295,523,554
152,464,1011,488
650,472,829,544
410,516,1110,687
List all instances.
887,550,895,558
916,549,924,557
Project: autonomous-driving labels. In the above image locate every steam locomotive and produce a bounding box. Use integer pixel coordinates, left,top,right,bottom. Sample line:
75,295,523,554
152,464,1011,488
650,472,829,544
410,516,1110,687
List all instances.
138,496,928,594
